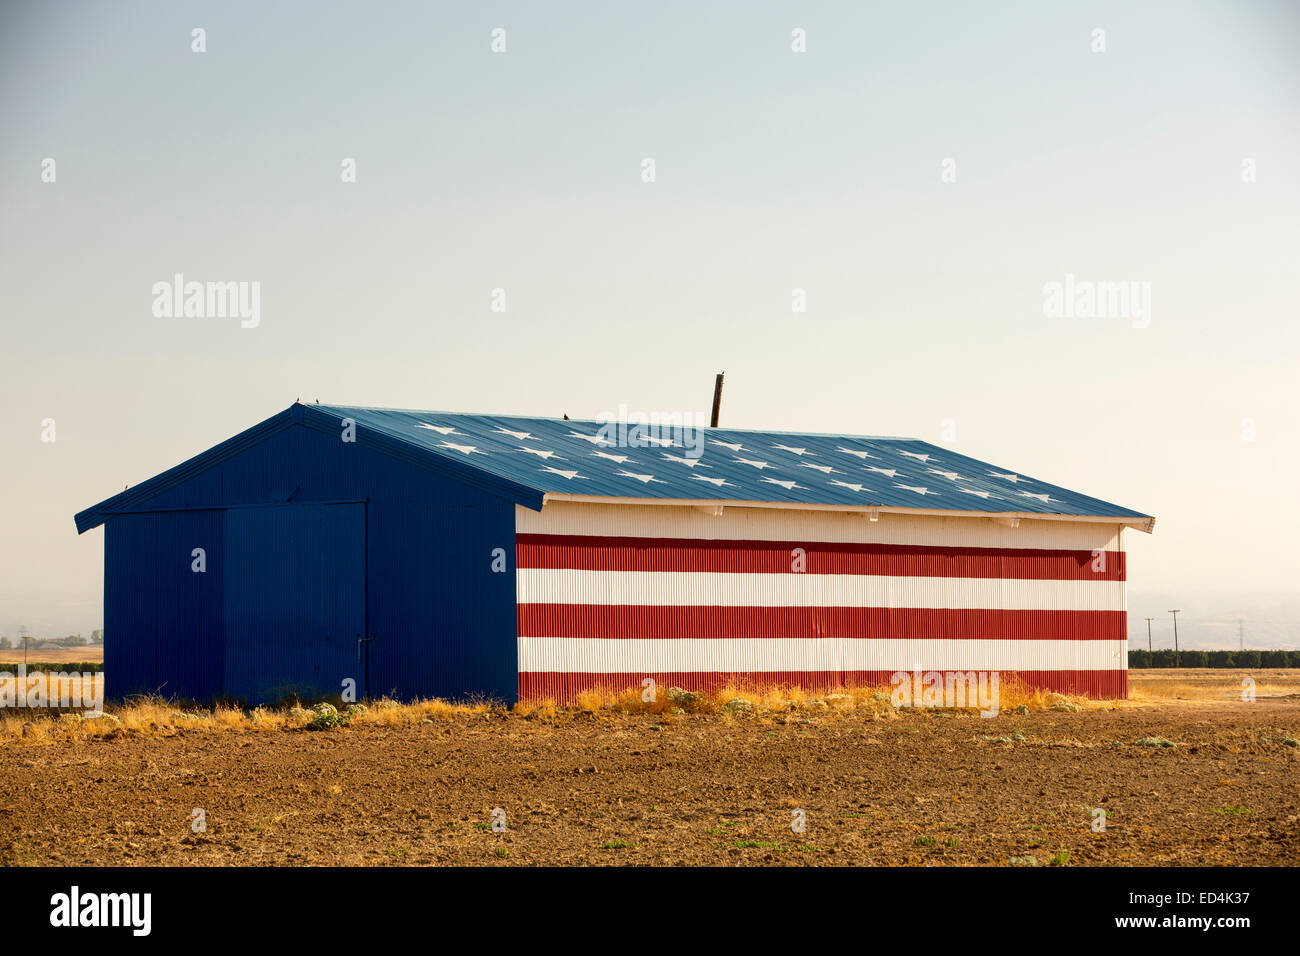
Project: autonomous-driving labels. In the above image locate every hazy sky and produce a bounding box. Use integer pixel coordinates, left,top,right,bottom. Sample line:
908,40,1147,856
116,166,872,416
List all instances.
1,1,1297,648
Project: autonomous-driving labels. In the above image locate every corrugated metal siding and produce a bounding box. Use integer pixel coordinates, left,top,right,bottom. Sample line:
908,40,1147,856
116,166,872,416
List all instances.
521,670,1127,699
363,490,517,703
519,606,1127,640
104,514,155,698
104,510,224,701
515,502,1128,701
517,533,1127,579
158,509,225,701
223,503,364,704
517,501,1123,551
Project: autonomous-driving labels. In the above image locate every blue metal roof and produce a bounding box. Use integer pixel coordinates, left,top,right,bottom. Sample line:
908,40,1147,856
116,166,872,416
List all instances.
75,403,1152,532
309,404,1153,527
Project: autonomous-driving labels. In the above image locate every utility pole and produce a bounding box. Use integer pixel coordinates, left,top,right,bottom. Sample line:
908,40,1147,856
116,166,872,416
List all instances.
18,625,28,670
1238,618,1244,653
1144,617,1154,667
1168,609,1181,667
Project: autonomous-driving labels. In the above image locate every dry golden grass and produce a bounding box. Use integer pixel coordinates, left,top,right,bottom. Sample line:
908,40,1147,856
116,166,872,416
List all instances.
1128,668,1300,702
519,678,1092,719
0,647,103,665
359,696,493,726
0,672,1204,747
511,698,558,720
5,667,1293,744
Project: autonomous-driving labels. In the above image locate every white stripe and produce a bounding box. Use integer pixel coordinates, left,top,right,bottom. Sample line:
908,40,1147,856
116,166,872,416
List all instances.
518,637,1127,673
518,501,1124,551
517,569,1124,612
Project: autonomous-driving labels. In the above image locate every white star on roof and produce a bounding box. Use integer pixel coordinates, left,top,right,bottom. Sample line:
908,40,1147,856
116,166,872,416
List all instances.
438,441,486,455
760,477,803,491
636,434,675,447
898,450,933,462
830,480,866,492
926,468,970,481
661,453,708,468
615,470,665,484
836,446,877,460
1018,491,1055,504
518,447,563,460
799,462,836,474
494,427,537,441
417,423,459,435
734,458,774,470
988,471,1024,483
540,466,585,480
568,431,612,445
867,466,899,478
772,444,813,456
592,451,634,464
894,483,934,495
710,439,744,452
960,489,1000,500
690,475,734,488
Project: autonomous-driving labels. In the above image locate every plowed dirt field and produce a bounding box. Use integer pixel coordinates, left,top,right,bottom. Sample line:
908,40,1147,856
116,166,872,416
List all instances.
2,677,1296,866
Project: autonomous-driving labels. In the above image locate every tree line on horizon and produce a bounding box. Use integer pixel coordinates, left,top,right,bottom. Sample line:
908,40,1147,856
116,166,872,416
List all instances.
0,630,103,651
1129,648,1298,668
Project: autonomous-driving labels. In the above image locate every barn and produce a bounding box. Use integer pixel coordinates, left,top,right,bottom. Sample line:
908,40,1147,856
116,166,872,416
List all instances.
74,403,1153,705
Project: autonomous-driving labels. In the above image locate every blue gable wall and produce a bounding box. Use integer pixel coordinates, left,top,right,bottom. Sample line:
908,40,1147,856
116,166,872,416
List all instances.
99,421,519,705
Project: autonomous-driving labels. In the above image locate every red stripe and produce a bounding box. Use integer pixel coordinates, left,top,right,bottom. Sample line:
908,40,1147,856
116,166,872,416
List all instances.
518,669,1127,701
518,605,1125,641
516,534,1124,581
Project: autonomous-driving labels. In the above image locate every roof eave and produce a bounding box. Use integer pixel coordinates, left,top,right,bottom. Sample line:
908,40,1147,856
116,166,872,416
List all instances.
539,492,1156,533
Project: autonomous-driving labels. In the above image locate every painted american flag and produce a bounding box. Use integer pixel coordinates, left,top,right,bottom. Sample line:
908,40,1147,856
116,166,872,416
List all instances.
313,407,1143,702
515,502,1129,701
